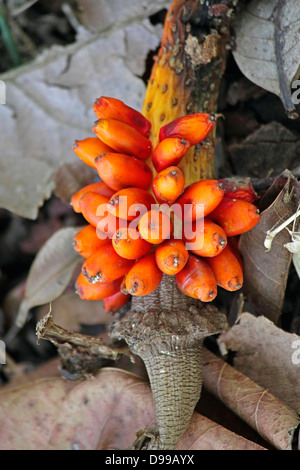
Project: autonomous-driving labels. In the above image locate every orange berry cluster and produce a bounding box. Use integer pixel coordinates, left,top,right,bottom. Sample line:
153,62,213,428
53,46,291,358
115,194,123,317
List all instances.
72,96,260,312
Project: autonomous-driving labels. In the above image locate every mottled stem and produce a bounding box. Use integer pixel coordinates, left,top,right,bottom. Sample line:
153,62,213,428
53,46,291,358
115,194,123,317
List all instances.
111,275,228,449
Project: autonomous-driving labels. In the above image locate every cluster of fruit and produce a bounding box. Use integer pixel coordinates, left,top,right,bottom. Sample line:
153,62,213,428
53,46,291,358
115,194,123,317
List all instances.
71,97,260,312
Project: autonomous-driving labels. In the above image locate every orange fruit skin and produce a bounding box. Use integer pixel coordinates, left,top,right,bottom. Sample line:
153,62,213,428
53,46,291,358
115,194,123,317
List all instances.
138,209,173,245
176,254,217,302
183,217,227,257
75,273,124,301
93,96,151,137
112,227,152,260
206,245,243,292
152,137,190,172
93,119,152,160
125,253,163,296
152,166,185,205
81,243,134,284
95,153,152,191
175,179,224,221
159,113,216,145
209,198,260,236
155,239,188,275
73,137,115,168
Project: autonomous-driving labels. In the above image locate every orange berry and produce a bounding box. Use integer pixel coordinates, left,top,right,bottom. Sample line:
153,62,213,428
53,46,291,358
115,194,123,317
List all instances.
79,192,128,237
79,191,109,224
93,96,151,137
81,243,134,284
94,153,152,191
152,137,190,172
107,187,156,221
103,290,131,313
125,253,163,296
112,227,152,260
73,224,110,258
138,209,172,244
176,254,217,302
93,118,152,160
159,113,216,145
183,217,227,257
155,239,188,275
175,179,224,221
73,137,115,168
96,211,129,239
209,198,260,236
71,182,114,213
206,245,243,292
75,273,123,300
152,166,185,205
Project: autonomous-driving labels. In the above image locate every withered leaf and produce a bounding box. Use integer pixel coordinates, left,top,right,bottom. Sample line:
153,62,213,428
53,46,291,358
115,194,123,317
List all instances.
15,227,81,328
218,312,300,415
176,413,265,450
202,348,299,450
0,367,266,450
0,368,155,450
239,175,300,323
233,0,300,118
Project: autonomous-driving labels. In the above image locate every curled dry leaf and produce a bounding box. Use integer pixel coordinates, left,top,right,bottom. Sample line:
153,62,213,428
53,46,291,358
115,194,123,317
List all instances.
176,413,266,451
0,368,155,450
202,347,299,450
0,367,266,450
239,174,300,323
217,312,300,416
14,227,81,329
233,0,300,118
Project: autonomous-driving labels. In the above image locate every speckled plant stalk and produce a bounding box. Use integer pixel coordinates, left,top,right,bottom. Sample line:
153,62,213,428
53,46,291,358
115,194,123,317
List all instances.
111,275,228,450
110,0,238,450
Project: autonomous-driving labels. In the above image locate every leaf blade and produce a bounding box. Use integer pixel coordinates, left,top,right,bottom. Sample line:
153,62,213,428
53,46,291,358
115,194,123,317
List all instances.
15,227,81,328
233,0,300,118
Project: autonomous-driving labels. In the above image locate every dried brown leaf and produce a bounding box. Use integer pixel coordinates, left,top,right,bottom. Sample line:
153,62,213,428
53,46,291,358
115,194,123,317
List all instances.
176,413,266,450
0,367,266,450
202,348,299,450
0,368,155,450
239,175,300,323
218,312,300,415
233,0,300,118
